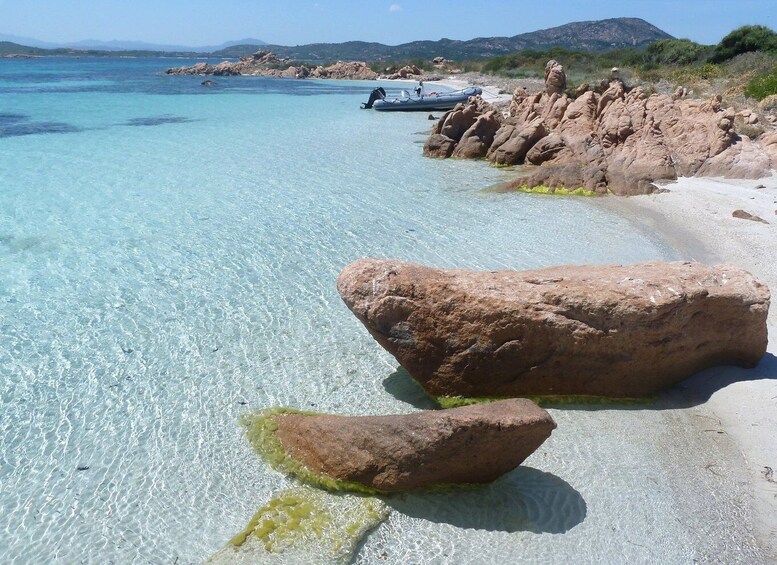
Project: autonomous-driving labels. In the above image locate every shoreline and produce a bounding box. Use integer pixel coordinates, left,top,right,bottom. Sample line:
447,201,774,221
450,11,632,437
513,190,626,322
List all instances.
595,176,777,560
406,69,777,557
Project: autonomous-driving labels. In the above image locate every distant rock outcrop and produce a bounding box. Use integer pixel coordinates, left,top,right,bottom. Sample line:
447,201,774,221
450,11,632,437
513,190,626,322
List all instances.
263,399,556,492
382,64,422,80
337,258,770,399
426,60,777,195
166,50,378,80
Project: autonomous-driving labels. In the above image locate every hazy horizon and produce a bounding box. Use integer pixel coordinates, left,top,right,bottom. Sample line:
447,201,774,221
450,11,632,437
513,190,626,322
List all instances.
1,0,775,49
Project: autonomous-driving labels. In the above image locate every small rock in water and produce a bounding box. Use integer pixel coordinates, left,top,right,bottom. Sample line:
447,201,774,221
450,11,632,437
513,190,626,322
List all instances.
77,465,89,471
250,400,556,492
428,114,437,120
756,184,766,189
201,80,217,87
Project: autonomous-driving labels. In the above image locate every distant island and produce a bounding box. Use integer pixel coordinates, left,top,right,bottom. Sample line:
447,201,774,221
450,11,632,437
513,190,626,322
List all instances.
1,17,671,61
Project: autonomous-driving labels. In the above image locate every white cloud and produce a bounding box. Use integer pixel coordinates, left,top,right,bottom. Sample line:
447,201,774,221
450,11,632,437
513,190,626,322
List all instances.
389,4,402,12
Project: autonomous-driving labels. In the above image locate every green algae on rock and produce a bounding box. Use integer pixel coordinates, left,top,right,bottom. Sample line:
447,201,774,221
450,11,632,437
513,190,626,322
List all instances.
249,400,555,493
241,408,381,494
513,184,598,196
434,394,656,409
206,487,389,565
483,181,596,195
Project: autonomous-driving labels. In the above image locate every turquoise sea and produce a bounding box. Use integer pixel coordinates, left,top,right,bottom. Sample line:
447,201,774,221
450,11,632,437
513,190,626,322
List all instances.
0,58,766,563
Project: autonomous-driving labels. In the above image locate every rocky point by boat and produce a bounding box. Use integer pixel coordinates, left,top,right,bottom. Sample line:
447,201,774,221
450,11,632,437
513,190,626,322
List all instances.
425,59,777,196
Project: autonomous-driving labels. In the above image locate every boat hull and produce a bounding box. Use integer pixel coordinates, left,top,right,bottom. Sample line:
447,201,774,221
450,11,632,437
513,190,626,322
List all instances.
372,87,482,112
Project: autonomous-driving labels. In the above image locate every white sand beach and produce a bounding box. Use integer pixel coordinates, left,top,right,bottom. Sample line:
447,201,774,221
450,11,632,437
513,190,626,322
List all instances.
433,76,514,105
599,175,777,559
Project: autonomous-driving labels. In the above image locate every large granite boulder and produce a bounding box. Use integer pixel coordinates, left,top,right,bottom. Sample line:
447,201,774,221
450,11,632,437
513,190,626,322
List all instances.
258,399,555,493
337,259,770,399
424,97,496,158
487,117,548,166
452,110,502,159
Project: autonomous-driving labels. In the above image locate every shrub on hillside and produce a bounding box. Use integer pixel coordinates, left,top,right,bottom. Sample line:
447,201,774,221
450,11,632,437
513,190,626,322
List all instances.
711,25,777,63
745,70,777,101
645,39,711,65
724,51,777,76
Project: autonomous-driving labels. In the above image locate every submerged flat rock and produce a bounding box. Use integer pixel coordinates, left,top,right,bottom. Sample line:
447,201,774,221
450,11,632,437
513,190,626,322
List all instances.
337,259,770,398
207,487,389,565
260,399,555,493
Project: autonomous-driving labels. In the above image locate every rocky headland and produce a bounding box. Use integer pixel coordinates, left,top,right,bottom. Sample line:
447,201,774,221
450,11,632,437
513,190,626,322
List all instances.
337,258,770,399
425,60,777,195
166,49,378,80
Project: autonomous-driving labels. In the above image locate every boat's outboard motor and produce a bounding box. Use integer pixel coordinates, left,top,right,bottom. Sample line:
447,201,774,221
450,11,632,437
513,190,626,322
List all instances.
361,87,386,109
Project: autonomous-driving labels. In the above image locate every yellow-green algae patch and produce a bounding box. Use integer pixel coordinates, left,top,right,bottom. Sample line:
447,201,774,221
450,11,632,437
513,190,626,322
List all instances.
207,487,389,565
484,181,597,196
434,394,655,409
515,185,598,196
241,407,382,495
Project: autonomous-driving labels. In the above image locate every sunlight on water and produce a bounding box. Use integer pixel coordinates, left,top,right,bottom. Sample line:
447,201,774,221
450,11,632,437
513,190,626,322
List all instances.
0,58,763,563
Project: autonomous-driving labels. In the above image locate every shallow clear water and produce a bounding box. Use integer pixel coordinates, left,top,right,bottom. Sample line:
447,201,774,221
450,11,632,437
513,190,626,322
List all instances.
0,58,764,563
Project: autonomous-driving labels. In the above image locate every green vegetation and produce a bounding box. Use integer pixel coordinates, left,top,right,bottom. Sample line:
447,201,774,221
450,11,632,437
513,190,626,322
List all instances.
711,25,777,63
435,394,656,409
745,69,777,101
468,25,777,102
641,38,713,66
514,185,598,197
227,487,389,562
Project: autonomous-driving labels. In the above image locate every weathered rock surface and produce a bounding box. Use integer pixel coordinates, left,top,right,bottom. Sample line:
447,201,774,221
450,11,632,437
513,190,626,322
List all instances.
544,59,567,95
337,259,770,399
452,110,502,159
271,399,556,492
427,60,777,195
166,50,378,81
382,64,422,80
423,96,499,158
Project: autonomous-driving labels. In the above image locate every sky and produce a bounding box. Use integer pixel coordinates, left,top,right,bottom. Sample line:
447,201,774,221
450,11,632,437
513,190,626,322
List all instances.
1,0,776,47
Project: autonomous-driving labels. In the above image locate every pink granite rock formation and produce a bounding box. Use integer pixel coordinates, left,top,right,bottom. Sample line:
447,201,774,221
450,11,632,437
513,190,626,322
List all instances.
425,60,777,195
337,259,770,399
270,399,556,492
